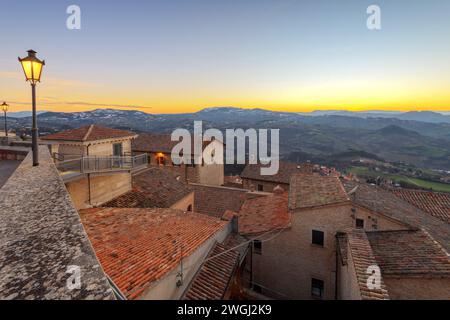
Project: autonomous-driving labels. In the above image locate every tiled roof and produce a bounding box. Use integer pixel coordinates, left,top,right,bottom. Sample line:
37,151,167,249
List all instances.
0,148,114,300
241,161,311,184
79,208,228,299
239,192,291,236
390,189,450,224
183,234,248,300
132,133,217,154
41,125,136,142
289,174,350,210
190,184,249,219
366,229,450,277
343,181,450,252
343,230,390,300
102,168,192,208
101,189,157,208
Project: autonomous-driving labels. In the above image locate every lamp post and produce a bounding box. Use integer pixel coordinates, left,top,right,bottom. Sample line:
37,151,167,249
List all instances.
18,50,45,166
1,102,8,137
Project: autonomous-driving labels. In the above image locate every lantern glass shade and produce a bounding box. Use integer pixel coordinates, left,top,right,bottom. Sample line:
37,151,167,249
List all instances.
18,50,45,83
1,103,8,112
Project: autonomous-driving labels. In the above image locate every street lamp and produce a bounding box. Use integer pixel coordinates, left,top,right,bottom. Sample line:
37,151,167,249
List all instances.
1,102,8,137
18,50,45,166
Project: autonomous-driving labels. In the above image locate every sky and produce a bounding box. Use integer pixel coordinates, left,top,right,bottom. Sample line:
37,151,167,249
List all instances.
1,0,450,114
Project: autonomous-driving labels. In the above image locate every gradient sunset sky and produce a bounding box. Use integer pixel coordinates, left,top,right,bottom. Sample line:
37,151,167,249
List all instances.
1,0,450,114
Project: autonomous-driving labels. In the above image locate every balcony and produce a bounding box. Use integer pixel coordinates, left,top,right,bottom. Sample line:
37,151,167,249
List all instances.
56,154,148,181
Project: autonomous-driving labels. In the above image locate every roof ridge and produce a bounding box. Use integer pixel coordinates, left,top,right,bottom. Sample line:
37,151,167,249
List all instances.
82,124,95,141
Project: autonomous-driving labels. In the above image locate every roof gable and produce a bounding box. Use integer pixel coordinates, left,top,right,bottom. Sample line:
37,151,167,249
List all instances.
41,125,135,142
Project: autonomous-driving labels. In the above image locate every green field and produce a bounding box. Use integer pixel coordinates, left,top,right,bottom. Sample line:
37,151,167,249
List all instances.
347,166,450,193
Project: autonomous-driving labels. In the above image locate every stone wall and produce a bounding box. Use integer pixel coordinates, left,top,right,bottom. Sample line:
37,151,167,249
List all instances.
66,172,132,209
242,178,288,193
383,277,450,300
0,147,114,299
251,203,409,300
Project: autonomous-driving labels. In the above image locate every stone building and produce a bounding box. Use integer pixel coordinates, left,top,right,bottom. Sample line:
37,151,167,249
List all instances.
237,174,450,300
41,125,146,209
240,161,313,192
132,133,224,186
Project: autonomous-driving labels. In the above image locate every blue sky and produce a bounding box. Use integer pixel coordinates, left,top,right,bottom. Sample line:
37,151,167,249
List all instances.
1,0,450,113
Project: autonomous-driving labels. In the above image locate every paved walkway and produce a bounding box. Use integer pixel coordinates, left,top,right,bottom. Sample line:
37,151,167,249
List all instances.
0,160,21,188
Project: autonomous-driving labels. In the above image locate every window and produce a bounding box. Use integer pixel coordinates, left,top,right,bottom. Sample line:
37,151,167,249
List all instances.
311,278,324,298
187,205,193,212
257,184,264,192
253,240,262,255
113,143,123,157
312,230,324,247
356,218,365,229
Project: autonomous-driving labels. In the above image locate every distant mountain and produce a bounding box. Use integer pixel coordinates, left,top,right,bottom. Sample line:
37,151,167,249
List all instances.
8,111,49,118
7,106,450,170
396,111,450,123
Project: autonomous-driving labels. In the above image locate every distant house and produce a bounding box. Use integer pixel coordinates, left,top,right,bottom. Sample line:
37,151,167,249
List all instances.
41,125,145,209
240,161,313,192
237,175,450,300
41,124,137,159
132,133,224,186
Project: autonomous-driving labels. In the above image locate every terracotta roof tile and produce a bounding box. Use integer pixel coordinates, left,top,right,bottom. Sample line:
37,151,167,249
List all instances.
241,162,312,184
239,193,291,236
41,125,135,142
343,230,390,300
190,184,249,218
366,229,450,277
103,168,192,208
391,189,450,224
343,181,450,252
79,208,228,299
183,234,248,300
289,174,350,209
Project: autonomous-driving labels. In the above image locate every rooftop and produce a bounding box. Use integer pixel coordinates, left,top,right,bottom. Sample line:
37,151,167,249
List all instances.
190,184,249,219
343,181,450,252
289,174,350,210
390,189,450,224
241,161,311,184
41,124,136,142
102,167,192,208
183,234,248,300
366,229,450,277
239,192,291,236
132,133,217,154
79,207,228,299
338,230,390,300
0,148,114,299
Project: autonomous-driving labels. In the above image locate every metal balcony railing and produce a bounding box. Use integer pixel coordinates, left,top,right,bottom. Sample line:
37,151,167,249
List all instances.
56,154,148,174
